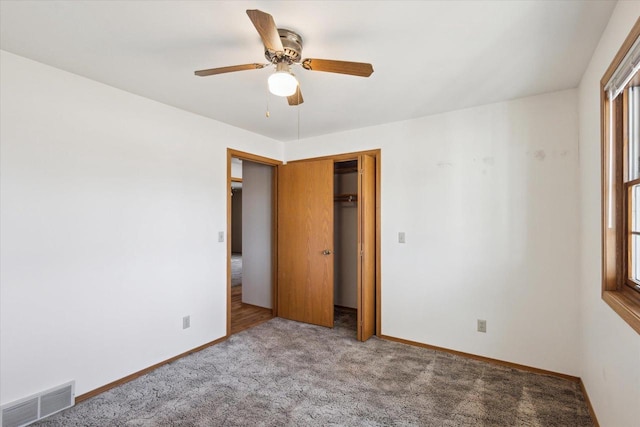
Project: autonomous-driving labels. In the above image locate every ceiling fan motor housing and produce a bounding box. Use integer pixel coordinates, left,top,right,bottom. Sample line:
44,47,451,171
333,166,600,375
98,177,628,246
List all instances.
265,28,303,63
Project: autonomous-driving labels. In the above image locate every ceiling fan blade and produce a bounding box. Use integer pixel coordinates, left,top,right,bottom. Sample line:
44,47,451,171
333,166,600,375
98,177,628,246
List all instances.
287,86,304,106
246,9,284,54
301,59,374,77
194,63,266,76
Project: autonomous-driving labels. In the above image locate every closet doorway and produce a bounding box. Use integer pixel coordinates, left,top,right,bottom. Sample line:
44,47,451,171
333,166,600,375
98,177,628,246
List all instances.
333,158,375,340
277,150,380,341
227,150,280,336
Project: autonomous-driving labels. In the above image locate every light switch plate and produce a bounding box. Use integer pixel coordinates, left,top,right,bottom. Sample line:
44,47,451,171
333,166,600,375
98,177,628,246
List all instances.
183,315,190,329
398,232,406,243
218,231,224,242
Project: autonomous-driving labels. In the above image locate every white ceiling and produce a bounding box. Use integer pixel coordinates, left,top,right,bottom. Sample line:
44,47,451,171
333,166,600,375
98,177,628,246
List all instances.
0,0,616,142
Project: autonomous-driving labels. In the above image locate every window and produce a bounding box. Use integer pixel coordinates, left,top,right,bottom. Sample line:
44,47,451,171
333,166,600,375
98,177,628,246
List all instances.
601,18,640,334
629,87,640,288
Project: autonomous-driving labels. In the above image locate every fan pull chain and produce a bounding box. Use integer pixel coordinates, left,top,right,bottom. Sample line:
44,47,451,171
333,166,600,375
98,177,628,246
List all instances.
265,84,270,118
297,99,300,141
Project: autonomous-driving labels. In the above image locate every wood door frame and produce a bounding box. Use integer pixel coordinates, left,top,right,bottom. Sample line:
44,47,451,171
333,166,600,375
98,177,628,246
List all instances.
286,149,382,336
227,149,281,337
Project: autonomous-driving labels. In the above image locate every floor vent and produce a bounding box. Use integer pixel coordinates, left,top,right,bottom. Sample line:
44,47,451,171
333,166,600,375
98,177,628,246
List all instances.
1,381,75,427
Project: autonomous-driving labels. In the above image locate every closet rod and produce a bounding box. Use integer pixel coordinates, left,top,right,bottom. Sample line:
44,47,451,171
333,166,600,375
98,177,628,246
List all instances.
334,194,358,202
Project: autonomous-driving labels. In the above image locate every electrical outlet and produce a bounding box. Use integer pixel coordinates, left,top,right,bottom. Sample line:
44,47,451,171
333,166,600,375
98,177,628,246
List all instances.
477,319,487,333
218,231,224,242
183,315,190,329
398,232,406,243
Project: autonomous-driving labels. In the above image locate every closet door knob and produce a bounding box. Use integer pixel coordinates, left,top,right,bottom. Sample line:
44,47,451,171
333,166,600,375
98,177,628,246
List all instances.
322,250,332,255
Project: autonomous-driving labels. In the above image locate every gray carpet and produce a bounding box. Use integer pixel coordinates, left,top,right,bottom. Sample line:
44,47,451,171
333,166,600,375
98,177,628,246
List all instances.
231,253,242,287
35,313,593,426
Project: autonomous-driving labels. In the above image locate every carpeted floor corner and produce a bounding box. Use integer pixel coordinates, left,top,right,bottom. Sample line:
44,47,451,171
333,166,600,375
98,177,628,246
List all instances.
34,312,593,426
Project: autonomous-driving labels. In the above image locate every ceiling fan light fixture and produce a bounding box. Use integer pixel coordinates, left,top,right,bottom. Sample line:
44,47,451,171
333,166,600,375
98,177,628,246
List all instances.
268,62,298,97
195,9,374,108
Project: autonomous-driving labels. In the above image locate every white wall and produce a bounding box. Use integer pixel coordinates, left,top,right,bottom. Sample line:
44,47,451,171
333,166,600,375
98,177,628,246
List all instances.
577,3,640,426
241,161,273,309
0,51,283,404
287,89,581,376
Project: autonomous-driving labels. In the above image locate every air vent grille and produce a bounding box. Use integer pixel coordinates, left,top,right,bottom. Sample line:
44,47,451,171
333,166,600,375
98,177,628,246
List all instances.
1,399,38,427
40,385,73,418
1,381,74,427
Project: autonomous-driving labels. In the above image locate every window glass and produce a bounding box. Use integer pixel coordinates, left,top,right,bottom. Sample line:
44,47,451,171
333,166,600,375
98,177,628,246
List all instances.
632,184,640,283
633,184,640,232
629,86,640,181
633,234,640,282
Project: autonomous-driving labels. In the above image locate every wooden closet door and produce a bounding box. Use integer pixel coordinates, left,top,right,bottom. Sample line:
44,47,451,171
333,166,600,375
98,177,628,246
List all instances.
357,154,376,341
277,160,334,327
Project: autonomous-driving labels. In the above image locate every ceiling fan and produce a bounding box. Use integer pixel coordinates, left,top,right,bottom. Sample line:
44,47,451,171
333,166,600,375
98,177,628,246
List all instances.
194,9,374,106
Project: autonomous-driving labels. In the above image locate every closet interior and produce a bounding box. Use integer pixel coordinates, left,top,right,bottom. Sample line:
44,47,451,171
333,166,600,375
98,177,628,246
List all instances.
333,160,359,333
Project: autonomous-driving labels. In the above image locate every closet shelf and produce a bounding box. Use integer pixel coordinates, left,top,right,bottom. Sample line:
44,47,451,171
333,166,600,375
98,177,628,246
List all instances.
334,193,358,202
334,160,358,174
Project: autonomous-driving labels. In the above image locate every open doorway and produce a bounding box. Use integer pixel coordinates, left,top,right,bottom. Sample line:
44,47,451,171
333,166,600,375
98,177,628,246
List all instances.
227,150,280,336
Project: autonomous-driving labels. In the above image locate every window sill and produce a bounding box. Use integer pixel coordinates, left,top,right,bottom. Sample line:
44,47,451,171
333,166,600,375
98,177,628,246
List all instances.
603,289,640,334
